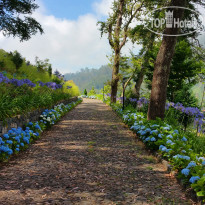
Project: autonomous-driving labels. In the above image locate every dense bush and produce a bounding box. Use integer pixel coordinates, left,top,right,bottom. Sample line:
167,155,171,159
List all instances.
0,83,72,120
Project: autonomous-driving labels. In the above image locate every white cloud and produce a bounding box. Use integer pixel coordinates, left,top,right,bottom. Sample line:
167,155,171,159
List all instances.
93,0,113,17
0,0,141,74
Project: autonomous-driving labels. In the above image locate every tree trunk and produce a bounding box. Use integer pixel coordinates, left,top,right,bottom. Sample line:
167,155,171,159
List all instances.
147,0,187,120
110,0,124,103
111,49,120,103
134,33,155,100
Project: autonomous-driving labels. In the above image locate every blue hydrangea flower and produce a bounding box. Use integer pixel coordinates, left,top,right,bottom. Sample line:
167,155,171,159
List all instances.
7,149,13,155
16,148,20,152
6,140,13,145
183,156,190,160
145,137,150,142
150,137,156,142
174,130,179,134
167,135,173,139
161,147,168,152
166,140,173,144
35,124,41,130
141,131,147,136
181,168,190,176
197,157,205,161
150,130,158,134
186,161,197,169
145,128,151,133
163,127,170,130
28,122,33,126
3,134,9,139
182,136,187,142
189,176,200,184
173,155,190,161
158,134,163,139
159,145,165,150
151,124,159,128
202,161,205,166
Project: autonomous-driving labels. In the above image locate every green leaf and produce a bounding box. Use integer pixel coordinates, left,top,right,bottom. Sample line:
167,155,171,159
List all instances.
197,191,205,197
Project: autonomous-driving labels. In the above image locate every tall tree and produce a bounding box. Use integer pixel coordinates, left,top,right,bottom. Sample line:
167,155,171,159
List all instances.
145,39,204,103
98,0,144,103
0,0,43,41
134,31,155,99
35,57,50,72
11,50,23,72
48,65,52,77
147,0,188,120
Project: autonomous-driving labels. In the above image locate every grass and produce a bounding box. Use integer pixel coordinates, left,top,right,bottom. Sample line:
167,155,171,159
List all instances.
190,135,205,154
144,156,156,163
146,166,153,170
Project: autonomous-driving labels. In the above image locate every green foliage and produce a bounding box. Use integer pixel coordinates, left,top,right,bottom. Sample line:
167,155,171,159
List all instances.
35,57,50,73
64,65,112,92
100,84,111,95
174,84,199,108
88,86,96,96
48,65,52,77
192,176,205,199
0,0,43,41
84,89,87,96
165,85,199,130
10,51,23,72
146,40,204,103
0,84,72,121
0,49,53,83
0,49,81,120
110,103,205,200
63,80,80,97
0,60,5,70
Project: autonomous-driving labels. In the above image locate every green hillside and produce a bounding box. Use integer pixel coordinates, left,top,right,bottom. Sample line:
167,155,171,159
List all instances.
64,65,112,93
0,49,52,83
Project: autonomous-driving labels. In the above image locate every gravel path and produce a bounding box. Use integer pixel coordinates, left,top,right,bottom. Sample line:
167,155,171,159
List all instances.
0,99,193,204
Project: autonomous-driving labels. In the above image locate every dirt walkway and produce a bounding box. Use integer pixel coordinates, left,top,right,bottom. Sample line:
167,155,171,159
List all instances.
0,99,192,204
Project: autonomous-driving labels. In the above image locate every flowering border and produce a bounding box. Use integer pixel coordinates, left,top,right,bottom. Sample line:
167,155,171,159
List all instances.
110,103,205,202
0,98,82,162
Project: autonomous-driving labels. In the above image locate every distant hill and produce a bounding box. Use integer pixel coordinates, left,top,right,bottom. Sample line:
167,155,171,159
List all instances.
64,65,112,93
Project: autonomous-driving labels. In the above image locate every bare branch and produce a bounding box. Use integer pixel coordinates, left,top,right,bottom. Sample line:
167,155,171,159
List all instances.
120,1,144,49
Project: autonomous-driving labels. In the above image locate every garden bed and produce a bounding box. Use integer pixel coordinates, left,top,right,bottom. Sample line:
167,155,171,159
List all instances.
0,98,82,162
107,102,205,203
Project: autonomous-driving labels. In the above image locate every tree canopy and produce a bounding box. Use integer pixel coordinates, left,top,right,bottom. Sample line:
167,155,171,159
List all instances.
0,0,43,41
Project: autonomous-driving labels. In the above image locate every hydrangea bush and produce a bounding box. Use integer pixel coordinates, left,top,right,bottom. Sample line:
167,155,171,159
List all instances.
111,104,205,201
0,99,82,161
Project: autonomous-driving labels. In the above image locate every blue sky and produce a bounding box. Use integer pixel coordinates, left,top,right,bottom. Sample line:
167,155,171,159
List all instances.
1,0,203,74
42,0,101,20
0,0,115,74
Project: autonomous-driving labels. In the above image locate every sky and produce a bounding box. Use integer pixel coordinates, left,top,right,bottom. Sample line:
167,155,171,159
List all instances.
0,0,120,74
0,1,204,74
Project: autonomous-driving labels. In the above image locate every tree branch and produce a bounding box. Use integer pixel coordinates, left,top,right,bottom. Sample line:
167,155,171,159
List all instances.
120,1,144,50
108,23,114,48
